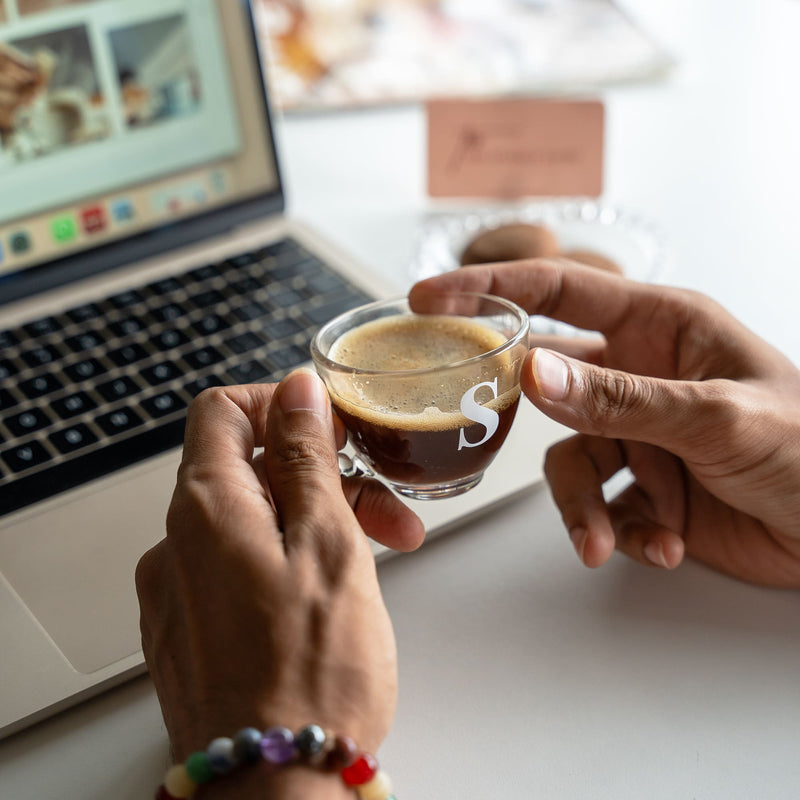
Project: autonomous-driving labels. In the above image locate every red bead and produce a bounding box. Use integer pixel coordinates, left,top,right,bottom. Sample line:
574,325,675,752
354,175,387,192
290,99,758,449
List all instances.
155,786,178,800
341,753,378,786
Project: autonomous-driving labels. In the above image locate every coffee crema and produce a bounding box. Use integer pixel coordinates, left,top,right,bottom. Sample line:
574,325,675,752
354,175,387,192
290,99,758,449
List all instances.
327,314,522,484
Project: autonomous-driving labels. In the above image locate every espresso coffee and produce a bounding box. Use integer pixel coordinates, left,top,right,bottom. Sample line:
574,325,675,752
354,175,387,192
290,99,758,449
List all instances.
328,314,522,486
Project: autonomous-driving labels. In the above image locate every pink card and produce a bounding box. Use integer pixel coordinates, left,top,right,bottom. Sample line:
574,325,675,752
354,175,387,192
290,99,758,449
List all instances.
427,98,604,199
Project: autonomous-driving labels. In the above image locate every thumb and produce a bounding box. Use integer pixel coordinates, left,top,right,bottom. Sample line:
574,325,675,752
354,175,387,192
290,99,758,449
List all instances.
264,368,351,538
523,348,714,451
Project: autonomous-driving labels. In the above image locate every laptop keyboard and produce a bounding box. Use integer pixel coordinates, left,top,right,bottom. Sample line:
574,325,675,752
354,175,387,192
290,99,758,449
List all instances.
0,236,372,517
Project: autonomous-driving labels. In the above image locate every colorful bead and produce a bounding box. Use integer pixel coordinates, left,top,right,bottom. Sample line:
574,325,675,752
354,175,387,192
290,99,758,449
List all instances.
342,753,378,786
325,734,358,770
357,769,393,800
207,737,237,774
185,751,215,784
163,764,197,798
295,724,326,757
233,727,263,764
260,726,296,765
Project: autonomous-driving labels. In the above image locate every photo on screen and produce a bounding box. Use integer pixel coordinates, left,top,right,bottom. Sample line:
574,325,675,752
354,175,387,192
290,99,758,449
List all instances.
18,0,102,16
109,14,201,129
2,25,110,162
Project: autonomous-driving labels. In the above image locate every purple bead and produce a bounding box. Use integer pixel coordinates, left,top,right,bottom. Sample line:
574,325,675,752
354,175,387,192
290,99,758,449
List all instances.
260,726,296,765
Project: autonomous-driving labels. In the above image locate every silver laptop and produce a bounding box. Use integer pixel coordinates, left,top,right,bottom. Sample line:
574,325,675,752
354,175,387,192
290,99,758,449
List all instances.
0,0,566,740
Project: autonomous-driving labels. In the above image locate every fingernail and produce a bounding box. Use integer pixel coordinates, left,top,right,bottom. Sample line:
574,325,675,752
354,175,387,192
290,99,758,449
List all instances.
279,368,329,414
569,527,587,562
644,541,668,568
533,349,569,401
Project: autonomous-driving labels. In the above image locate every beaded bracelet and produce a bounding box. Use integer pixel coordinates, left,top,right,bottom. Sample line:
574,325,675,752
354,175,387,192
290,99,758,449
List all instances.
155,723,396,799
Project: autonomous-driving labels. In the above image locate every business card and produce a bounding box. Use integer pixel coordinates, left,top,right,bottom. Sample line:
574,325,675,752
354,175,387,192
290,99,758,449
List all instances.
427,97,604,198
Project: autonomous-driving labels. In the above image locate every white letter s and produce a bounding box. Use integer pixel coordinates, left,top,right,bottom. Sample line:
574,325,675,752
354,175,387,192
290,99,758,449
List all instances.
458,378,499,450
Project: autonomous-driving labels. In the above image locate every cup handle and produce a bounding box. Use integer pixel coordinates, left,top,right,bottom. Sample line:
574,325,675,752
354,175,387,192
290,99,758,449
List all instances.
338,452,373,479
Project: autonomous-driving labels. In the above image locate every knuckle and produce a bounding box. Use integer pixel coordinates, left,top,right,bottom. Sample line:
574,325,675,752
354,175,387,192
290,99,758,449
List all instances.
185,386,229,429
134,542,163,601
191,385,229,412
165,475,222,540
271,433,337,474
582,369,648,434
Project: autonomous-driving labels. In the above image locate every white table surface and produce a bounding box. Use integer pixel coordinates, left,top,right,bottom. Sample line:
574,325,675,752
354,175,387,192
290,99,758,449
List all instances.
2,1,800,798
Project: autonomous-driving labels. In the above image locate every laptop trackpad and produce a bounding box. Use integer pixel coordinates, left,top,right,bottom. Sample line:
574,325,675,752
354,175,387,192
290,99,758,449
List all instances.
0,454,179,674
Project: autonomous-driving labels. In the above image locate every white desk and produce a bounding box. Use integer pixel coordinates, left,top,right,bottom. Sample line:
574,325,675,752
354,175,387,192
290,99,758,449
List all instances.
2,1,800,798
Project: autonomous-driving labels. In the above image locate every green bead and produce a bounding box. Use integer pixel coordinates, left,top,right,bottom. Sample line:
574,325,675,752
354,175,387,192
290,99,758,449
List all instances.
185,751,215,784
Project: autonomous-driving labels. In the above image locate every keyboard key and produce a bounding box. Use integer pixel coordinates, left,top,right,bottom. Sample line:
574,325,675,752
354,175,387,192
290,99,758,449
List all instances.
109,317,146,337
64,357,106,382
141,360,182,386
145,276,183,296
107,342,149,367
141,390,186,419
191,313,231,336
225,252,257,269
20,344,62,368
227,360,270,384
304,294,368,325
5,407,53,437
52,391,97,419
270,289,304,308
233,300,268,322
152,328,190,351
23,315,61,337
65,330,105,353
185,374,225,397
97,375,141,402
225,331,265,355
0,388,21,411
183,346,225,370
188,264,220,283
66,302,102,323
2,440,51,473
0,329,20,349
96,407,145,436
188,289,225,309
307,272,348,294
270,261,304,281
108,289,145,309
0,358,19,380
228,276,261,295
267,345,308,371
49,423,99,455
150,302,187,323
263,316,302,340
19,373,64,400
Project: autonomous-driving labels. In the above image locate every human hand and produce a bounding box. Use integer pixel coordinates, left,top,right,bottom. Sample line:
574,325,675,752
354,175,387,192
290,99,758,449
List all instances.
0,44,40,132
136,371,423,798
411,260,800,588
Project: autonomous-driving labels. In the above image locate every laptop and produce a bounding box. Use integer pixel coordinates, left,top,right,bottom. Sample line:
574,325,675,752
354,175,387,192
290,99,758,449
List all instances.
0,0,566,740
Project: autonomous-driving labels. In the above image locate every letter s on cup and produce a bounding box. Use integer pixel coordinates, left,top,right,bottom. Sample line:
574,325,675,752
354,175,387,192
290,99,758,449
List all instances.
458,378,499,450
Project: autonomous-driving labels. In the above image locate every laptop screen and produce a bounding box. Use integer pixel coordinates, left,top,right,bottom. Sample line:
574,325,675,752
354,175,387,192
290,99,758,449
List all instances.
0,0,281,302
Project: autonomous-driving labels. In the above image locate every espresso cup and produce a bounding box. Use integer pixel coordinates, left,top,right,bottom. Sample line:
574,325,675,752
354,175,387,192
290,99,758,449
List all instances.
310,293,530,500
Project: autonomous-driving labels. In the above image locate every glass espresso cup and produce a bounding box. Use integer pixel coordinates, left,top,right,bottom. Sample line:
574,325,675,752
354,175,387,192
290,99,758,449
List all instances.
310,293,530,500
